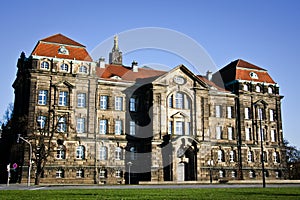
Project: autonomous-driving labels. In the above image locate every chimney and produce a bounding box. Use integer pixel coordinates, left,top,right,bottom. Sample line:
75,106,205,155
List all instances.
132,61,138,72
206,70,212,81
99,57,105,68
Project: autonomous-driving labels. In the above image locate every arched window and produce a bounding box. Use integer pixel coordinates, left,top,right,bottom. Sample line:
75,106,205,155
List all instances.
115,147,123,160
255,85,261,92
76,145,85,159
268,86,273,94
40,61,49,70
243,84,249,91
175,93,184,109
219,170,225,178
79,65,88,73
100,146,108,160
60,63,69,72
57,145,66,159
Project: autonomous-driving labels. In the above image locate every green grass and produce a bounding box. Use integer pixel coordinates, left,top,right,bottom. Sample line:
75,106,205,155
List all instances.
1,187,300,200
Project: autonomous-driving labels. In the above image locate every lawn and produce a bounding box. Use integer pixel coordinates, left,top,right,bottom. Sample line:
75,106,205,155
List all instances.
1,187,300,199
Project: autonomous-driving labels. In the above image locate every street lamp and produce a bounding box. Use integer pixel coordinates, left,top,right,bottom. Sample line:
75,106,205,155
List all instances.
254,103,266,188
127,161,132,184
17,134,32,187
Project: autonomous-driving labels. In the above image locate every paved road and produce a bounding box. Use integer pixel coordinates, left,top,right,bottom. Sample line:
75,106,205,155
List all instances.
1,184,300,190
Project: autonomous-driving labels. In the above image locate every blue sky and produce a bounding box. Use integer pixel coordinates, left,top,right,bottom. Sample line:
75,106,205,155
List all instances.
0,0,299,147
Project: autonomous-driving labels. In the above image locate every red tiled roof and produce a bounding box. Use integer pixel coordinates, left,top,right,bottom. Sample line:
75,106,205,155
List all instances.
31,34,92,61
96,64,167,81
40,33,85,47
217,59,275,84
197,75,229,92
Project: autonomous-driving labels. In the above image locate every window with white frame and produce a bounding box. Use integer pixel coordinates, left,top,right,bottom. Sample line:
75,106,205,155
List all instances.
99,146,108,160
230,150,236,162
40,61,50,70
269,109,274,121
129,121,136,135
175,93,184,109
76,118,85,133
168,95,173,108
243,84,249,91
79,65,87,74
38,90,48,105
99,169,107,178
77,93,86,107
115,120,122,135
216,126,222,139
100,95,108,110
76,145,85,159
76,169,84,178
99,119,107,134
115,147,123,160
219,170,225,178
57,146,66,159
255,85,261,92
271,129,276,142
60,63,69,72
115,170,122,178
115,96,123,111
273,151,280,163
249,170,255,178
58,91,68,106
244,107,250,119
129,97,136,111
56,169,64,178
248,150,254,162
37,116,46,129
227,106,233,118
175,121,184,135
216,105,221,118
245,127,251,141
57,117,67,132
228,127,234,140
217,149,225,162
268,86,273,94
168,121,173,135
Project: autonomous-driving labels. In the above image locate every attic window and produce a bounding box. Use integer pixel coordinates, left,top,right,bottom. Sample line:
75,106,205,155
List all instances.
249,72,258,79
110,75,122,80
58,46,69,55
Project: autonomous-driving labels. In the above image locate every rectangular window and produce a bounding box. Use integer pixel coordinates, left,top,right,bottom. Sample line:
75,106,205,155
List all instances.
129,98,136,112
168,121,173,135
175,121,184,135
100,95,108,110
228,127,234,140
58,91,68,106
271,129,276,142
245,107,250,119
38,90,48,105
258,128,265,141
258,108,264,120
100,146,107,160
37,116,46,129
76,169,84,178
227,106,232,118
129,121,136,135
216,126,222,139
77,93,86,107
168,95,173,108
57,117,66,132
216,105,221,118
270,109,274,121
115,96,123,111
115,120,122,135
99,119,107,134
245,128,251,141
175,93,184,109
77,118,85,133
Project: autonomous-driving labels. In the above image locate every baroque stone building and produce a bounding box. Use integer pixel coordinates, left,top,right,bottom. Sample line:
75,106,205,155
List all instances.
10,33,286,184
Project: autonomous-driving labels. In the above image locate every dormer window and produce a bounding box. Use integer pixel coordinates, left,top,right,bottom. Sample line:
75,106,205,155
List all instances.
255,85,261,93
243,84,249,91
79,65,87,74
58,46,69,55
268,86,273,94
40,61,50,70
60,63,69,72
249,72,259,79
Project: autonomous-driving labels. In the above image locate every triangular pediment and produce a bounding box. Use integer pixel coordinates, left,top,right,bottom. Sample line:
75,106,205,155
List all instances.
53,80,74,88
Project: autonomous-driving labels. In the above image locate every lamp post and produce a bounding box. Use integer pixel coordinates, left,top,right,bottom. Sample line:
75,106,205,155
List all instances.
17,134,32,187
127,161,132,184
254,103,266,188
